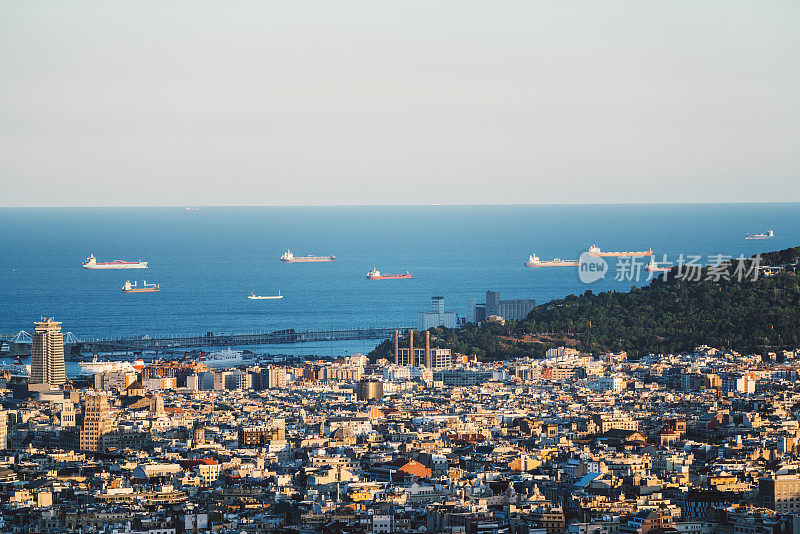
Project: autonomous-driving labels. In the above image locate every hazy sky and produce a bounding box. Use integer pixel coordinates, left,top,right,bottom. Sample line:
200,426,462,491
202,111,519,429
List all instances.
1,1,798,206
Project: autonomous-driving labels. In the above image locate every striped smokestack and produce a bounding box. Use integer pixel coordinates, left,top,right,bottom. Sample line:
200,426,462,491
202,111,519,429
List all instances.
393,330,399,365
409,330,414,367
425,330,431,368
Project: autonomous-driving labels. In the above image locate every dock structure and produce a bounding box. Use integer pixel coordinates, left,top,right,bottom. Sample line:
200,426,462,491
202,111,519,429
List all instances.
2,326,413,356
80,327,412,353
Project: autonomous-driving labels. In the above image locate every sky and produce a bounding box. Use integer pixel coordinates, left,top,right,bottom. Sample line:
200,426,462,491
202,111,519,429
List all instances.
1,1,798,206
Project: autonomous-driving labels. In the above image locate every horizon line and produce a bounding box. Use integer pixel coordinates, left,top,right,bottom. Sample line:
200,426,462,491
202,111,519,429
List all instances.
2,200,800,209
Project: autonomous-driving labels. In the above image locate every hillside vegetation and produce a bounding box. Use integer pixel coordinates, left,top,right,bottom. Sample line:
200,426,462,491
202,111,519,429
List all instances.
371,245,800,360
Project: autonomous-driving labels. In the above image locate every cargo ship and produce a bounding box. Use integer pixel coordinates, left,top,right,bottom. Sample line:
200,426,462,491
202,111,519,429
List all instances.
280,250,335,263
645,258,672,272
525,254,580,267
366,269,412,280
122,280,160,293
587,245,653,257
83,254,148,269
79,355,144,376
745,230,774,240
248,290,283,299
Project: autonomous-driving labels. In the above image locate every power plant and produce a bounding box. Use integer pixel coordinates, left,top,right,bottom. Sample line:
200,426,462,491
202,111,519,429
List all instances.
392,329,451,369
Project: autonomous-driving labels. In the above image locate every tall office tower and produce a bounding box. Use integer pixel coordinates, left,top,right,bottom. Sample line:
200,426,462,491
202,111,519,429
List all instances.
30,318,66,386
80,394,111,452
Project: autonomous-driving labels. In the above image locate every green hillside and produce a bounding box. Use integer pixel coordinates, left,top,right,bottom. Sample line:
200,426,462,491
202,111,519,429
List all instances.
371,245,800,360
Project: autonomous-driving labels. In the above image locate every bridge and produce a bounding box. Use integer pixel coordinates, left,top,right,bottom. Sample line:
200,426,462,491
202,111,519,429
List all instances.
1,327,411,356
0,330,83,357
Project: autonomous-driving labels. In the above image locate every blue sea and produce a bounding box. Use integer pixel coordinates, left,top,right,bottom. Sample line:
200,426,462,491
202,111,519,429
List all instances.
1,204,798,360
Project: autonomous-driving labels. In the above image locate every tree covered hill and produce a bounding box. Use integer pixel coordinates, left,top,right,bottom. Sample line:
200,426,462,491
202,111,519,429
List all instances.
371,245,800,361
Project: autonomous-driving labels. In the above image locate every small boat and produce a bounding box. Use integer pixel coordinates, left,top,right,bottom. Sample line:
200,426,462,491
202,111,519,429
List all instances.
123,280,160,293
185,207,200,211
248,290,283,300
645,259,671,272
745,230,774,240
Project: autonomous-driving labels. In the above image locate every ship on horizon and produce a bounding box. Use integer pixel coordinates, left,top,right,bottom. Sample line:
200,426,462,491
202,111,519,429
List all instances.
280,250,335,263
122,280,159,293
587,245,653,257
83,254,148,269
366,269,413,280
525,254,580,267
745,230,774,240
248,290,283,299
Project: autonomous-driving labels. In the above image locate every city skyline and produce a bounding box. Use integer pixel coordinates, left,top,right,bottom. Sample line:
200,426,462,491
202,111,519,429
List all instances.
2,3,800,532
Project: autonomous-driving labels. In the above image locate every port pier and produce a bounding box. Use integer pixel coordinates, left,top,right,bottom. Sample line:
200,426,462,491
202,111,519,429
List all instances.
2,327,412,357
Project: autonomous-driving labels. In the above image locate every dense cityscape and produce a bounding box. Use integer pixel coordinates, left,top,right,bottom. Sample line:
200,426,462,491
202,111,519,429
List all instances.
3,1,798,533
2,311,800,534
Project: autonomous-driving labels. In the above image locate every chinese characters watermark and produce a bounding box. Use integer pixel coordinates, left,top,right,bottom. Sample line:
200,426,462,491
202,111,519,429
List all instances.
608,253,762,283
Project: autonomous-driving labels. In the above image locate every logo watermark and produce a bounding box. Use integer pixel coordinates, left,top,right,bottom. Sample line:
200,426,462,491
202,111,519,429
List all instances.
604,253,763,284
578,252,608,284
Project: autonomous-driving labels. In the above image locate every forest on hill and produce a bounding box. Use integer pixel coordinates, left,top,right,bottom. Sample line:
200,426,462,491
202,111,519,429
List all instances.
371,245,800,361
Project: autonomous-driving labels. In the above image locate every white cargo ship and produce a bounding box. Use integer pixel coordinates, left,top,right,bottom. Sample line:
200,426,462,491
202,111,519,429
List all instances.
745,230,774,240
199,348,248,368
280,250,335,263
79,356,145,376
83,254,148,269
525,254,580,267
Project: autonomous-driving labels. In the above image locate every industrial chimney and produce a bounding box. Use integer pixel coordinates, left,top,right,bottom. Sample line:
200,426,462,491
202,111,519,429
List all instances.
393,330,399,365
409,330,414,367
425,330,432,368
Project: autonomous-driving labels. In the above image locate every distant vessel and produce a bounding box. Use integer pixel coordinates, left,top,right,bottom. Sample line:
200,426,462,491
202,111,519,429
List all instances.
185,207,200,211
83,254,148,269
248,290,283,300
745,230,774,240
199,348,248,368
122,280,160,293
587,245,653,257
0,356,30,377
79,355,137,376
525,254,580,267
280,250,335,263
645,258,671,272
366,269,412,280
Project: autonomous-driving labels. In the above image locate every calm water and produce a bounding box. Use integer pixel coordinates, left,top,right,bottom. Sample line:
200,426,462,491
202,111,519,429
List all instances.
1,204,798,357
